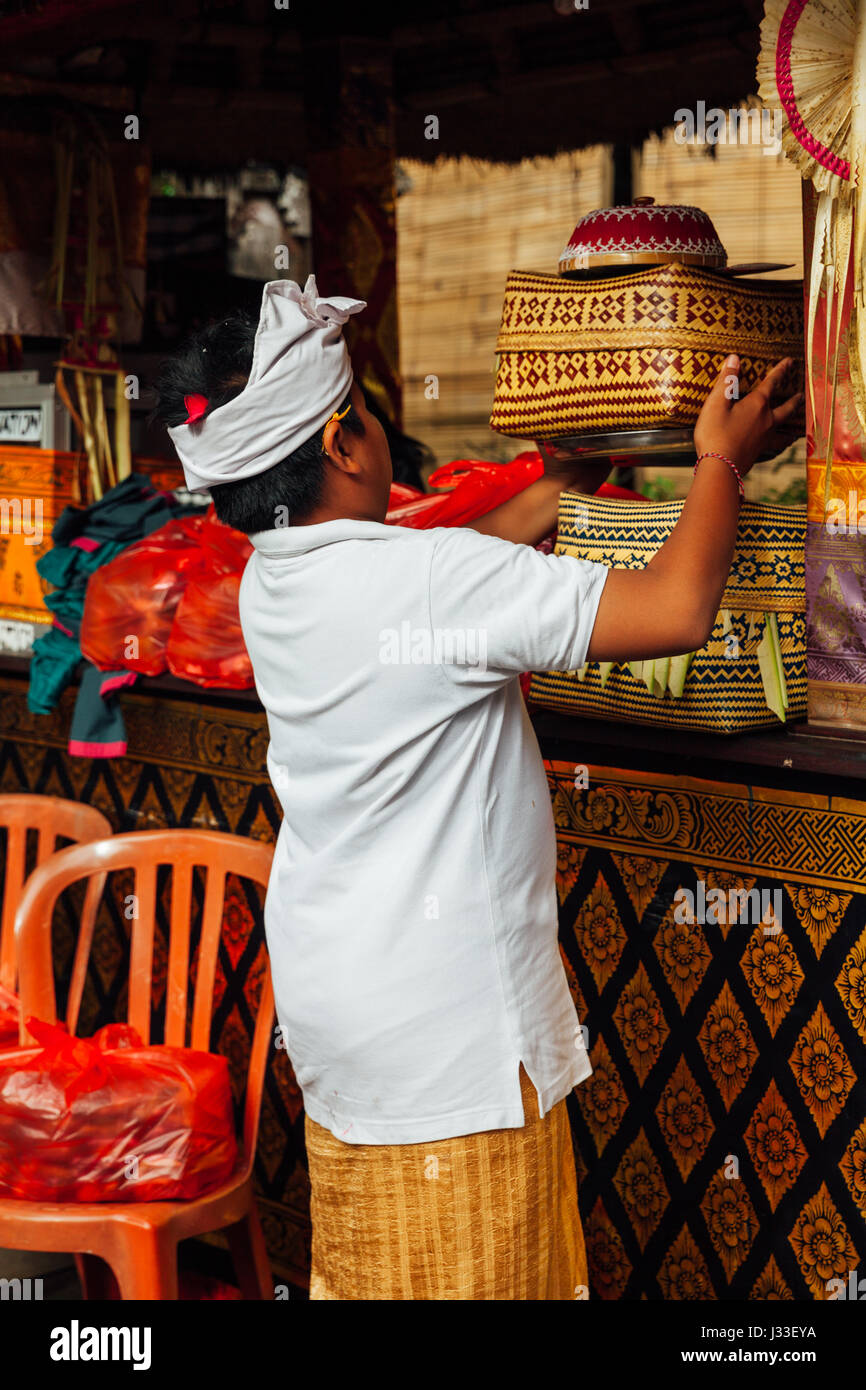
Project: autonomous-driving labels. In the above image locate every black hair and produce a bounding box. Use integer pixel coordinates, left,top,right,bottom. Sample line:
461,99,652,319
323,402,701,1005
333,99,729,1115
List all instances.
150,310,365,533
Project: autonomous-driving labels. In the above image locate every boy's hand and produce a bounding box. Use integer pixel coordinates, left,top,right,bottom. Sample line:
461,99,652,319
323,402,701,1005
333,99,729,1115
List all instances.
467,457,610,546
538,450,612,495
694,355,802,475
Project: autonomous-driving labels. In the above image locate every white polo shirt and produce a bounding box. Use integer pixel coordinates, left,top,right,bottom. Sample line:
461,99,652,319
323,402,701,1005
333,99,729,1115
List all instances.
238,518,608,1145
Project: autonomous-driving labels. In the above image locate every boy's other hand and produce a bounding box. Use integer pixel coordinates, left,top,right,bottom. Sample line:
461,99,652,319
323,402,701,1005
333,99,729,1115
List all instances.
468,456,610,546
538,448,612,495
694,355,803,476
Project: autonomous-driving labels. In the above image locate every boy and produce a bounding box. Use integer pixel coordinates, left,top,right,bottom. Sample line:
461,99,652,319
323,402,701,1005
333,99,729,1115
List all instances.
157,276,800,1300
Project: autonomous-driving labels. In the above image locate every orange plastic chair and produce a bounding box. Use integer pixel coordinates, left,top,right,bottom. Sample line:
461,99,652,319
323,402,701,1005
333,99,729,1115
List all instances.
0,795,112,1033
0,828,276,1300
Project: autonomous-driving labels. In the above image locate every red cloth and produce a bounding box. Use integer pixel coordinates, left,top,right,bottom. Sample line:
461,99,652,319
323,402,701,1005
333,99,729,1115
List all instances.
0,1019,238,1202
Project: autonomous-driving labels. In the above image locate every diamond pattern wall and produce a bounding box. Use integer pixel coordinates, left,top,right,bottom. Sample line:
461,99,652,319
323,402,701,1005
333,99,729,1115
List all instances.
552,761,866,1300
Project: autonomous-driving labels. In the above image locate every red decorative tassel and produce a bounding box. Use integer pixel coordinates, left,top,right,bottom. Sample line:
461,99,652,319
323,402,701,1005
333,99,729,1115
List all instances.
183,394,208,424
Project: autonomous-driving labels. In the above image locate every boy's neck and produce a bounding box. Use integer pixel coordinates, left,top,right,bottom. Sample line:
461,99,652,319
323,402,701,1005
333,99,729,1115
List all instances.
295,502,387,527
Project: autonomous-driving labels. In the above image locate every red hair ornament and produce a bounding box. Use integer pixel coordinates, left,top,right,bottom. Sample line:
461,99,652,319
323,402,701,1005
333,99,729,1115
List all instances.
183,394,209,424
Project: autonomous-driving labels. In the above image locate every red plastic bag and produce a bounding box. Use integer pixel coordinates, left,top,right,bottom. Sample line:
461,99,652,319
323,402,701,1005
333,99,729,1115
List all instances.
387,481,425,508
0,1018,238,1202
161,510,254,687
385,452,647,528
0,982,19,1047
386,452,544,528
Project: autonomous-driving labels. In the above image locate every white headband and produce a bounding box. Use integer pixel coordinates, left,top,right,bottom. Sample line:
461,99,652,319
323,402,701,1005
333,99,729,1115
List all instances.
168,275,366,493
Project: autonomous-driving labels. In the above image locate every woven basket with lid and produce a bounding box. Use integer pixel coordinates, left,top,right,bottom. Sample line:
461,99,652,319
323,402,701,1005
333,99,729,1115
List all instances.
490,198,804,440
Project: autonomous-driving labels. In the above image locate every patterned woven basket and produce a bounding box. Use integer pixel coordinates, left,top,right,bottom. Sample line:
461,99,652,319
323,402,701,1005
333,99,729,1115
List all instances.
489,263,803,439
529,493,807,734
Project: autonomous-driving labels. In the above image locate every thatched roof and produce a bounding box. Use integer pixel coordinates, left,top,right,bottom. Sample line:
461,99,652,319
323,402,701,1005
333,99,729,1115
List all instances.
0,0,765,168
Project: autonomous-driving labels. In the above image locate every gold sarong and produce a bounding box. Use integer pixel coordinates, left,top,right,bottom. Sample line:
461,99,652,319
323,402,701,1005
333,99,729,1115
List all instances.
304,1064,588,1300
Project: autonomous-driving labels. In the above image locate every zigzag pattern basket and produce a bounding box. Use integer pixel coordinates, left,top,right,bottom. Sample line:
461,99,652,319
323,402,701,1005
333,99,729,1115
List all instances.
489,264,803,439
529,494,807,734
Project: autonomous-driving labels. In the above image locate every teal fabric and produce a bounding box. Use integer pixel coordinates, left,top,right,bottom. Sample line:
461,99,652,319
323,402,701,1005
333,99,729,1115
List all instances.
26,626,81,716
35,540,127,638
68,664,131,754
27,475,183,749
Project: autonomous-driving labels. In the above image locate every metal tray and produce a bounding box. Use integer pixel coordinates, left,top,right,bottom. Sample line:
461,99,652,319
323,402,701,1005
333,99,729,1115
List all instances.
536,428,695,463
536,427,789,467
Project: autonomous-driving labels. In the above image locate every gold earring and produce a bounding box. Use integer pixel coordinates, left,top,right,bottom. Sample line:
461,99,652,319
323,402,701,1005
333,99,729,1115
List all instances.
321,403,352,452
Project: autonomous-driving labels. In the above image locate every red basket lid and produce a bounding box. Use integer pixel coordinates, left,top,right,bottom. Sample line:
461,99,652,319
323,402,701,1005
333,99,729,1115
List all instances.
559,196,727,272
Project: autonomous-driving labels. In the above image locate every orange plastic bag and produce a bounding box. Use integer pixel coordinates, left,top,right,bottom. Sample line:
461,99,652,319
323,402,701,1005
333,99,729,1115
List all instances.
0,1018,238,1202
81,509,253,687
163,509,253,686
167,568,253,688
80,516,208,677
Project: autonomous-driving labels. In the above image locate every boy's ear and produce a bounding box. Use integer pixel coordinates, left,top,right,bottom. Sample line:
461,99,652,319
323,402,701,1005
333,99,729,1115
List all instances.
322,420,362,474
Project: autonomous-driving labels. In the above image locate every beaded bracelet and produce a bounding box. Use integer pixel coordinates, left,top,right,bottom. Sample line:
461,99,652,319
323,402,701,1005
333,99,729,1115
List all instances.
694,451,745,501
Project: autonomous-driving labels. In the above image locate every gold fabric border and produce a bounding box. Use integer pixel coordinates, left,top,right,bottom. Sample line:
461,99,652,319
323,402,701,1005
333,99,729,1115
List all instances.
556,494,806,615
806,458,866,523
547,760,866,893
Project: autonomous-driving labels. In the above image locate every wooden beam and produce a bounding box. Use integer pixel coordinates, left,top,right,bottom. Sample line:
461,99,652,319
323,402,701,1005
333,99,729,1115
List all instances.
0,70,133,108
5,9,299,55
398,37,750,110
169,19,299,51
391,0,669,47
1,0,184,53
392,1,600,45
0,67,302,131
618,37,749,75
142,87,304,114
399,79,513,111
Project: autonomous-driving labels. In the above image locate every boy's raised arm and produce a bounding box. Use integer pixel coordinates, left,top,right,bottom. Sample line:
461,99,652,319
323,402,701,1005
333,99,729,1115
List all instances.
586,356,801,661
470,354,801,662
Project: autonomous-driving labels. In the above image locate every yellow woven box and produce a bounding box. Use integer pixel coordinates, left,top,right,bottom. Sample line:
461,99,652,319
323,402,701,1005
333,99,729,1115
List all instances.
529,493,807,734
489,263,803,439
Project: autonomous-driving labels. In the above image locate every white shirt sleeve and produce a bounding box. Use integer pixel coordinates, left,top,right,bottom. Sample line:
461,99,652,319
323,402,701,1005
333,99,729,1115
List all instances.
427,525,609,683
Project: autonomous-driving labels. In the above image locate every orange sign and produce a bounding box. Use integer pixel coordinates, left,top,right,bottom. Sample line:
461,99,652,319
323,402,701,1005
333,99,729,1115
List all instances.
0,446,182,624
